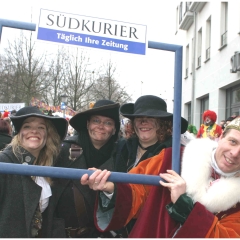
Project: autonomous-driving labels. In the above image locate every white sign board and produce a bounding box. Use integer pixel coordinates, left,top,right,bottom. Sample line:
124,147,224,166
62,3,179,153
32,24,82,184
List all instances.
37,9,147,55
0,103,25,112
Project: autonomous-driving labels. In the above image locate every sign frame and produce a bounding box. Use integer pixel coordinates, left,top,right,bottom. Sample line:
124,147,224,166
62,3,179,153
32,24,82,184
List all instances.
0,18,183,179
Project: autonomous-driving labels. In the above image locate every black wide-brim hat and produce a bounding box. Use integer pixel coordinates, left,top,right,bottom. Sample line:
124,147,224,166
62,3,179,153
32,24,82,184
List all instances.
70,100,120,140
120,95,188,134
10,106,68,140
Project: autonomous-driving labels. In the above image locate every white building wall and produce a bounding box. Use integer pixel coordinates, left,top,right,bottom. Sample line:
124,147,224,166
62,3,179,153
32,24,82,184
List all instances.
176,1,240,129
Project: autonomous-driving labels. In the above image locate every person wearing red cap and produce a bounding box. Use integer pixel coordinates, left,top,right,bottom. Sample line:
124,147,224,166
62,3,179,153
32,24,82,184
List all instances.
197,110,222,140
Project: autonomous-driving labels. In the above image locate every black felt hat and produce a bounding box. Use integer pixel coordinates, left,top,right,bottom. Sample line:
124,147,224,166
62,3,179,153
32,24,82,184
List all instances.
120,95,188,134
10,106,68,140
70,100,120,140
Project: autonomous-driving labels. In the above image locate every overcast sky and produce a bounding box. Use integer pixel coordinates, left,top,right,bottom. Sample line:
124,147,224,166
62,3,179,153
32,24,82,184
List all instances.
0,0,184,112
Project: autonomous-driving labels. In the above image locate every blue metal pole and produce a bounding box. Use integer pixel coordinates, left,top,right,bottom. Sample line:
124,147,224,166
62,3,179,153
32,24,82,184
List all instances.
148,41,183,174
0,162,163,186
0,18,36,43
148,41,181,52
172,46,183,174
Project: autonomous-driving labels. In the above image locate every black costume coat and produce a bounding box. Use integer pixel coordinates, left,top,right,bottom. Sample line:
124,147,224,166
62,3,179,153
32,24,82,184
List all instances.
0,147,42,238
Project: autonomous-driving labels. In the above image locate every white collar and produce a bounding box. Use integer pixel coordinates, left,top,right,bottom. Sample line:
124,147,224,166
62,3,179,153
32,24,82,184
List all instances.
35,177,52,213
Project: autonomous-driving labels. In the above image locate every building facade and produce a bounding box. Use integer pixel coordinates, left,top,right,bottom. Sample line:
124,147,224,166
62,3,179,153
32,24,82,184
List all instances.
175,1,240,129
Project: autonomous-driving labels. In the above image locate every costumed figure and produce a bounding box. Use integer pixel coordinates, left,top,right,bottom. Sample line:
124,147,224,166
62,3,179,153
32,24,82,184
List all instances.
197,110,222,140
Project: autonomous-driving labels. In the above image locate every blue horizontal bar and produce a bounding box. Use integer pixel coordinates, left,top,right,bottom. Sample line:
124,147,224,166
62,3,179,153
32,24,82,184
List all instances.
0,18,36,31
0,18,36,44
148,41,182,52
0,162,162,186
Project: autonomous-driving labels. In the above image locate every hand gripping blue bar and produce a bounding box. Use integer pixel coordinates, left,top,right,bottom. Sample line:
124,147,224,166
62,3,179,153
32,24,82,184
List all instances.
0,162,163,186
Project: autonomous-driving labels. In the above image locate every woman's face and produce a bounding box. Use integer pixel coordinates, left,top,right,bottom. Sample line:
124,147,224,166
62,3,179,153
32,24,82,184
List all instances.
87,115,116,149
134,117,159,145
19,117,47,157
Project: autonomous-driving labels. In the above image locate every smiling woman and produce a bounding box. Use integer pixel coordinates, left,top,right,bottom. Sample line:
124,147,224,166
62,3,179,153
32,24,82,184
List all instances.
0,106,68,238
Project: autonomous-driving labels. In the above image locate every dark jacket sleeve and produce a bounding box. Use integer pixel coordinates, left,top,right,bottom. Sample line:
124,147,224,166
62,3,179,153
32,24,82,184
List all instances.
166,193,194,225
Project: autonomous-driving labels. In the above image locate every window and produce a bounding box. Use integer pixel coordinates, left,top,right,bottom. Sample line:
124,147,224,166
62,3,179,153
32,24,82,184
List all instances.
187,103,191,124
191,38,194,73
197,28,202,68
200,96,209,123
220,2,228,46
179,2,191,24
226,84,240,117
183,2,187,16
205,16,211,60
179,2,183,23
176,7,179,33
185,2,191,14
185,44,189,78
